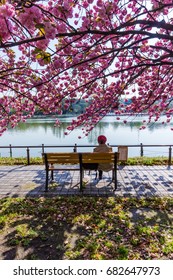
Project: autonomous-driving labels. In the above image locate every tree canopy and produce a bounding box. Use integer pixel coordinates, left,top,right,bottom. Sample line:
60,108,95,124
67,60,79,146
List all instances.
0,0,173,136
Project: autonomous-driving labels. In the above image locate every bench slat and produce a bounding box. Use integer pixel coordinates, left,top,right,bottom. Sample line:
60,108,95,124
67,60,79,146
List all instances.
47,159,79,164
43,153,79,164
82,153,115,163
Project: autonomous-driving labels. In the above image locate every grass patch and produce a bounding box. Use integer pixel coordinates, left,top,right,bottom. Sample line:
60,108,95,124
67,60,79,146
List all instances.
0,157,42,165
0,156,171,166
124,156,170,166
0,197,173,260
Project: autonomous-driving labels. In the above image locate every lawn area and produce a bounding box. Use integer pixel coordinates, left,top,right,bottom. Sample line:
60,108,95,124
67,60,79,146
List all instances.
0,197,173,260
0,156,172,166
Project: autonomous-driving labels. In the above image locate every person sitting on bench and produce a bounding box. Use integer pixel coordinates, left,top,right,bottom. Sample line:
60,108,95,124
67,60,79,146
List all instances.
93,135,113,179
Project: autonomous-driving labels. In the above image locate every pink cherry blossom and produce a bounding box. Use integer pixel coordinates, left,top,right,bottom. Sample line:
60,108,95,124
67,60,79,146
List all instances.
0,1,172,136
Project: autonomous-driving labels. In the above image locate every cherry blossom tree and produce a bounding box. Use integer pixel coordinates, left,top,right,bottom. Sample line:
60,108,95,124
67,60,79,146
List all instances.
0,0,173,136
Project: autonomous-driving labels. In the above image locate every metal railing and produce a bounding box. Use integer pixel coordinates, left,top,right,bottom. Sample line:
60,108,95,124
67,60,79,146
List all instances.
0,143,172,166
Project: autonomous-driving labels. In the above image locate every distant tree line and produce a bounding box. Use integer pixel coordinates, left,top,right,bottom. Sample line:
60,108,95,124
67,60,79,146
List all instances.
34,98,91,116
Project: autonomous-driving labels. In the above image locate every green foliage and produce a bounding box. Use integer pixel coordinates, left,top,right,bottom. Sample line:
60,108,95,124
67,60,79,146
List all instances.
0,157,42,165
163,240,173,255
33,48,51,64
126,156,170,166
117,246,129,260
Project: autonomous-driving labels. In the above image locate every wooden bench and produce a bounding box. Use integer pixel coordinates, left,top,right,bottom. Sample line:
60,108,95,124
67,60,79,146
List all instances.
42,152,119,192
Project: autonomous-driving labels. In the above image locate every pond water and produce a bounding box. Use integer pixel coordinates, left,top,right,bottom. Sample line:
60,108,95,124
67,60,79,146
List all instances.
0,115,173,158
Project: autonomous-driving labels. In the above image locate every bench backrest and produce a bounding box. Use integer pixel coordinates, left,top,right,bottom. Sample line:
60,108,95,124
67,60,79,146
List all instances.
43,153,79,165
80,152,117,164
43,152,118,165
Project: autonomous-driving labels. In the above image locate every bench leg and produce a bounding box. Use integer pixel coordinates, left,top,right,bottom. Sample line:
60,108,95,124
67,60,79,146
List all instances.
113,153,118,191
50,164,54,181
79,168,83,191
45,169,49,192
114,167,117,191
51,170,54,181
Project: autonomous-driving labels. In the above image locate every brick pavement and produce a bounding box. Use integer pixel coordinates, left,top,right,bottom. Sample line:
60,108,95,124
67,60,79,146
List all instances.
0,165,173,198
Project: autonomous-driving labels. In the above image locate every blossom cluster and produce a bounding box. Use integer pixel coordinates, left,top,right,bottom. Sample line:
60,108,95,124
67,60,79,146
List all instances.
0,3,15,40
0,0,173,136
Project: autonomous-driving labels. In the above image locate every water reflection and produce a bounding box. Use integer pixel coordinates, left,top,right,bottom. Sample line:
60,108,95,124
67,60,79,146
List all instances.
0,116,173,157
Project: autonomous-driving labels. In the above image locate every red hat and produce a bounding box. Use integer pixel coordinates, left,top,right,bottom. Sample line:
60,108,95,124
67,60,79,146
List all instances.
98,135,107,144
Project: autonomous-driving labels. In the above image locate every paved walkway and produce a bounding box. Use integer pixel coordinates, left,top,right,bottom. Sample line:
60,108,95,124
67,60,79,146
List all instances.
0,165,173,198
